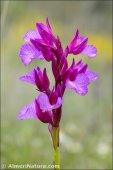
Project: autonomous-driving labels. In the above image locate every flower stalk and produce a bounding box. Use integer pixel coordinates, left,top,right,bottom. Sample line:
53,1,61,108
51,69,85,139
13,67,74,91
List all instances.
53,127,60,170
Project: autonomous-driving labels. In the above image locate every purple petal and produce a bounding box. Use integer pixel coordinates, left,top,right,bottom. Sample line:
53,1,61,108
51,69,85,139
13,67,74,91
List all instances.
46,17,52,33
86,69,99,81
64,46,69,57
79,64,88,73
31,39,53,61
38,93,63,112
38,93,52,112
52,97,63,109
19,70,35,85
24,30,41,42
35,99,52,124
36,22,51,35
82,45,97,58
19,44,44,66
76,35,84,45
73,38,88,55
66,73,90,95
18,102,38,120
70,29,79,48
70,30,87,54
43,68,50,90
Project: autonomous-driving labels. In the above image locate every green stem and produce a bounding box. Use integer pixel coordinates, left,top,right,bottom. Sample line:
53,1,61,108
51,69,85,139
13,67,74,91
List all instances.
53,127,60,170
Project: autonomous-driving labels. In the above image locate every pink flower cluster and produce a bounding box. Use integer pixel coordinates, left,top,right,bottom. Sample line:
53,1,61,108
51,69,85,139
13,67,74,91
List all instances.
19,18,98,127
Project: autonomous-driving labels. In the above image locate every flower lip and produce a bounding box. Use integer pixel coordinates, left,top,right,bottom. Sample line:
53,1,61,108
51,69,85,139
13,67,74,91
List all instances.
19,44,44,66
66,73,90,96
35,99,52,124
23,30,41,42
37,93,63,112
82,45,97,58
18,102,38,120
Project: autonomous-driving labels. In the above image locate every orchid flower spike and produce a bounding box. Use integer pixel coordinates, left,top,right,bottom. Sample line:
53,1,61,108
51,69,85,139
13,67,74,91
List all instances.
19,18,98,170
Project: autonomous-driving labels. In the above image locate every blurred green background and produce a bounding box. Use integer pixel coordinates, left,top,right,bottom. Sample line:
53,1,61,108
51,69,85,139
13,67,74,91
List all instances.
1,1,112,169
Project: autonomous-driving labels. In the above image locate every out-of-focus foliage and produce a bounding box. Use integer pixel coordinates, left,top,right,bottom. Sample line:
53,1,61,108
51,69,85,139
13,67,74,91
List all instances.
1,1,112,169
